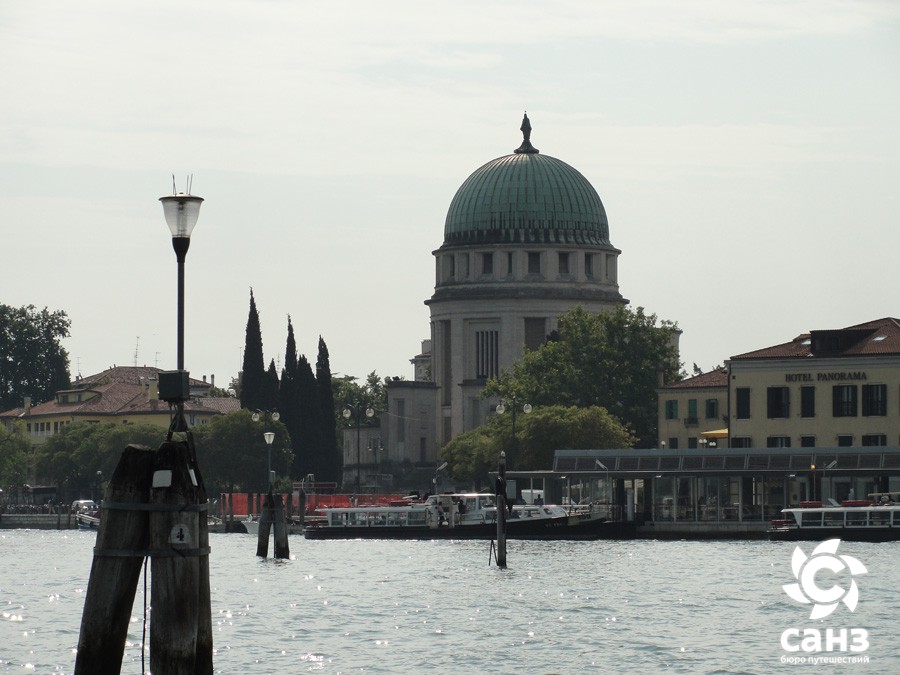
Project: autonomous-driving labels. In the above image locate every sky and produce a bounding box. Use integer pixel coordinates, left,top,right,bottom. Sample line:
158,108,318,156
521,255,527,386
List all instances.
2,0,899,392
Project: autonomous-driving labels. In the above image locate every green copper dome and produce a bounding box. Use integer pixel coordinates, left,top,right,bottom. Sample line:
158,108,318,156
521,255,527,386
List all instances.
443,115,610,246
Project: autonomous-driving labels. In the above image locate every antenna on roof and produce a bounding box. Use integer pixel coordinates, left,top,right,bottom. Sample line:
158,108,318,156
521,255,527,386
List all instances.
134,336,140,367
171,174,176,194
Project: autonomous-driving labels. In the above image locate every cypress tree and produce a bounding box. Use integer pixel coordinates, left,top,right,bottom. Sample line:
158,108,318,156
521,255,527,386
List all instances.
294,355,323,480
263,359,280,412
279,318,301,473
315,336,340,483
239,290,266,411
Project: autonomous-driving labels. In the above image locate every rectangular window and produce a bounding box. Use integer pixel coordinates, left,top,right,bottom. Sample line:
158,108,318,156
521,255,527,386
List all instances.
731,437,752,448
861,384,887,416
688,437,698,449
395,399,406,443
800,436,816,447
862,434,886,446
767,436,791,448
667,437,679,450
705,399,719,419
837,435,853,447
665,400,678,420
558,252,570,275
687,399,698,422
832,385,858,417
800,386,815,418
507,252,514,277
524,318,547,351
475,330,499,379
481,252,493,276
527,251,541,275
585,253,594,278
735,388,750,419
767,387,789,418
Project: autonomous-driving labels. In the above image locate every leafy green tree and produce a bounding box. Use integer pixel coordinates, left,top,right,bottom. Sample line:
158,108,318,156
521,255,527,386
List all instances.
315,336,340,483
0,304,71,410
239,290,267,411
0,423,30,495
484,305,680,448
193,409,292,494
33,422,166,501
442,405,633,484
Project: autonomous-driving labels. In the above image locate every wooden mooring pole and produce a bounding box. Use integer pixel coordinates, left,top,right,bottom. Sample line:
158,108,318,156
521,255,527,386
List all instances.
495,451,508,568
256,489,290,559
149,439,213,675
74,439,213,674
74,445,154,675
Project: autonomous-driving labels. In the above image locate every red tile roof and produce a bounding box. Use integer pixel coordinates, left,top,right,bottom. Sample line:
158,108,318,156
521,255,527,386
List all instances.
730,317,900,360
661,368,727,390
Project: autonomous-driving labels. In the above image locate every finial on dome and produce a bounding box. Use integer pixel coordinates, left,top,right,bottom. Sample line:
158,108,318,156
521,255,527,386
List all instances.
514,112,539,154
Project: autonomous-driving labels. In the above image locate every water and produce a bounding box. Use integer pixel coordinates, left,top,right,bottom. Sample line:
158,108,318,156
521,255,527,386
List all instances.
0,531,896,674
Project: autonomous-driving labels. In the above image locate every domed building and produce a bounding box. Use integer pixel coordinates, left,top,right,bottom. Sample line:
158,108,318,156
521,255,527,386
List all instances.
379,115,627,480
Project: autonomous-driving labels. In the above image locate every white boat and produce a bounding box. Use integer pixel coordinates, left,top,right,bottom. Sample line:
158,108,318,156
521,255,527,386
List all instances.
770,492,900,541
76,511,101,529
304,492,635,540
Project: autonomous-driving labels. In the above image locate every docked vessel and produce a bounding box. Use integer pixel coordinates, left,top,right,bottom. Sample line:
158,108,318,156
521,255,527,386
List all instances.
303,492,636,540
769,493,900,541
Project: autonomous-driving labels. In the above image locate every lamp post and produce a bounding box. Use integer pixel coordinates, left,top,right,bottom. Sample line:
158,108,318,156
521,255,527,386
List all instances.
252,410,280,488
159,190,203,435
343,402,374,494
495,397,531,468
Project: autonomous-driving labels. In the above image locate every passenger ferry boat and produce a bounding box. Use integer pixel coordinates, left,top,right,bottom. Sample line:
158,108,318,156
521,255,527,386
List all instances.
769,493,900,541
303,492,636,540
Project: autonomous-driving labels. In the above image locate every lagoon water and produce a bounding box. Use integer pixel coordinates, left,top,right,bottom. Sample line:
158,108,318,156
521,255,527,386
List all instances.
0,530,896,674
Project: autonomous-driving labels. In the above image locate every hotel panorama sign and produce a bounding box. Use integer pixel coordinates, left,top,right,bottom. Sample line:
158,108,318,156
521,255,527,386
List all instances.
784,372,868,383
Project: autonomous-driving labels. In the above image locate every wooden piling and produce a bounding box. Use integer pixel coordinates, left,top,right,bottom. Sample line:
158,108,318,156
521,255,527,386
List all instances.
149,440,212,675
74,444,154,675
256,491,273,557
272,492,290,559
496,451,507,568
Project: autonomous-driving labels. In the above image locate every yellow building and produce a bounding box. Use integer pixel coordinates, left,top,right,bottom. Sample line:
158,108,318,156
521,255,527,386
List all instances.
727,317,900,449
656,368,728,450
0,366,238,448
657,318,900,451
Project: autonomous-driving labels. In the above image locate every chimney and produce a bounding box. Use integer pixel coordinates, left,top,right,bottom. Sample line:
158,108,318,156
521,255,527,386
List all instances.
210,374,215,389
23,396,31,414
148,378,159,401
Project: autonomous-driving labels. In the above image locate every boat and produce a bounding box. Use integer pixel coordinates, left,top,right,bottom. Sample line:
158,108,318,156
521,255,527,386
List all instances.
769,493,900,541
76,510,101,530
303,492,636,540
72,500,100,530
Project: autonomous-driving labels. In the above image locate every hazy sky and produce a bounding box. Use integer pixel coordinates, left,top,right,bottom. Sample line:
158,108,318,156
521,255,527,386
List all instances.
2,0,899,392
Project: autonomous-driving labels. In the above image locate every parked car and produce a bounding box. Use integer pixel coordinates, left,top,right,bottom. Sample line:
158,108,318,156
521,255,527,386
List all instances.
71,499,97,514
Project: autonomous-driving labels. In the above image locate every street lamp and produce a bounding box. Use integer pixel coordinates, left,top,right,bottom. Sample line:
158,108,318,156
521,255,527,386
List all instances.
495,398,531,467
158,188,203,435
343,403,374,493
252,410,280,488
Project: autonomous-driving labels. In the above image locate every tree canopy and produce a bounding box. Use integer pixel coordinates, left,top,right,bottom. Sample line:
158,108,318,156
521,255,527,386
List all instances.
0,423,30,494
33,421,166,500
0,304,71,411
483,305,681,448
442,405,634,484
192,409,292,494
